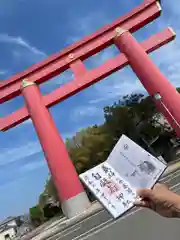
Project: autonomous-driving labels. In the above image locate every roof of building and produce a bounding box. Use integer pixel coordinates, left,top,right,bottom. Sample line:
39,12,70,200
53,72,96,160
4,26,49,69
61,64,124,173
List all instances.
0,216,19,227
0,224,16,233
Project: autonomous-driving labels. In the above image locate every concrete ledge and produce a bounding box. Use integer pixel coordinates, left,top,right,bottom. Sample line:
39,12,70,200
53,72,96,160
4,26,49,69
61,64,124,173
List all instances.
28,202,103,240
163,161,180,177
61,191,91,218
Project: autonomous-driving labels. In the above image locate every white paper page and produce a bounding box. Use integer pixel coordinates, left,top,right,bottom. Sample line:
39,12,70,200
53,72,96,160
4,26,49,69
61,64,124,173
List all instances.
107,135,167,189
80,162,137,219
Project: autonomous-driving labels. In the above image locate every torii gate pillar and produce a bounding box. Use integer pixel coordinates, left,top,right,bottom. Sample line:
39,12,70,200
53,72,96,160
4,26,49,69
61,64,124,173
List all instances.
114,28,180,135
21,80,90,218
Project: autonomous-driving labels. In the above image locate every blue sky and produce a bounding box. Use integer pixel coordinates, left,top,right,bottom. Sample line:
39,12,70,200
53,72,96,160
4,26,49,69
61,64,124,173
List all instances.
0,0,180,220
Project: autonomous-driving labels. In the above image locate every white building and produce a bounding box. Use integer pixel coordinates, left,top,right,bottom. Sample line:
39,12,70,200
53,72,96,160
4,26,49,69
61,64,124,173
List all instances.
0,227,16,240
0,217,20,240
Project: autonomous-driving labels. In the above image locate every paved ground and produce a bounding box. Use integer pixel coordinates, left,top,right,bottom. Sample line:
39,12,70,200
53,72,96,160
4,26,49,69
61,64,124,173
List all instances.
41,168,180,240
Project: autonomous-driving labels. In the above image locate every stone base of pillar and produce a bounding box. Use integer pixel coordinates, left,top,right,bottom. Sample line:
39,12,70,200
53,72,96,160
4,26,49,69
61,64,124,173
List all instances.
61,192,91,218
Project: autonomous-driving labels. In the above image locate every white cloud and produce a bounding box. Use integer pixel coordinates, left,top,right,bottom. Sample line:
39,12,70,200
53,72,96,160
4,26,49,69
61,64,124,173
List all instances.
19,160,46,172
0,141,42,166
90,72,144,104
0,70,7,75
66,12,110,45
0,33,47,57
71,105,102,122
164,0,180,18
41,69,74,93
151,43,180,86
0,128,88,169
148,34,180,88
61,124,98,141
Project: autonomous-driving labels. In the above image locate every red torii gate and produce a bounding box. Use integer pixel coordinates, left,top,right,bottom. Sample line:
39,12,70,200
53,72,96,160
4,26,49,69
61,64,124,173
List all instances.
1,0,180,218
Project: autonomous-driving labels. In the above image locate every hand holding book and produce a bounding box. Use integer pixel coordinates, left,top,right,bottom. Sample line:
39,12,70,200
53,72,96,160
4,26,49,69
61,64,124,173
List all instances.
135,183,180,218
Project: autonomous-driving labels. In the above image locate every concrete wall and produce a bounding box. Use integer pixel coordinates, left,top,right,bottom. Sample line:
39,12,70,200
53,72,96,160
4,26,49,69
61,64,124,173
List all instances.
0,228,16,240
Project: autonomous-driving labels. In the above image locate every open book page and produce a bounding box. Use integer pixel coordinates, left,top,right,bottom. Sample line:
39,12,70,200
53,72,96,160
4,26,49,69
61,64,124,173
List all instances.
107,135,167,189
80,162,137,218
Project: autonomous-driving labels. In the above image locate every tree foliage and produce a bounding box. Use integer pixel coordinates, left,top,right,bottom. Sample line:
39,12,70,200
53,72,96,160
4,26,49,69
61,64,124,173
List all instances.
29,205,45,227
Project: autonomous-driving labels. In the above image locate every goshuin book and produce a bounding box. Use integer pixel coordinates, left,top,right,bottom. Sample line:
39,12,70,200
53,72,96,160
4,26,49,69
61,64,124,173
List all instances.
79,135,167,219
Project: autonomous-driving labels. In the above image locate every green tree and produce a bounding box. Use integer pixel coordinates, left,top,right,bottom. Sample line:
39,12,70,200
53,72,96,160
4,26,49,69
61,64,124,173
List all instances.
29,205,44,227
44,177,59,202
68,125,111,173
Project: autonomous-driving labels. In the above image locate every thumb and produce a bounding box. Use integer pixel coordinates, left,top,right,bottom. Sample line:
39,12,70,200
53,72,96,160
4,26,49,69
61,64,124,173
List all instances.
134,199,151,208
137,188,154,200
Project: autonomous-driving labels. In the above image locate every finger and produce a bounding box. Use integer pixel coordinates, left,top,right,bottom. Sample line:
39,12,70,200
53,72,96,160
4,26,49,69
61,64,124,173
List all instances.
137,188,153,199
154,183,169,191
134,199,150,208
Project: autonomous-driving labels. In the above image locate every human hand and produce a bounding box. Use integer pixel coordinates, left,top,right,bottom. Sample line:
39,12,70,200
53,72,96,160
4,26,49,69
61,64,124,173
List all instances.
135,183,180,218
